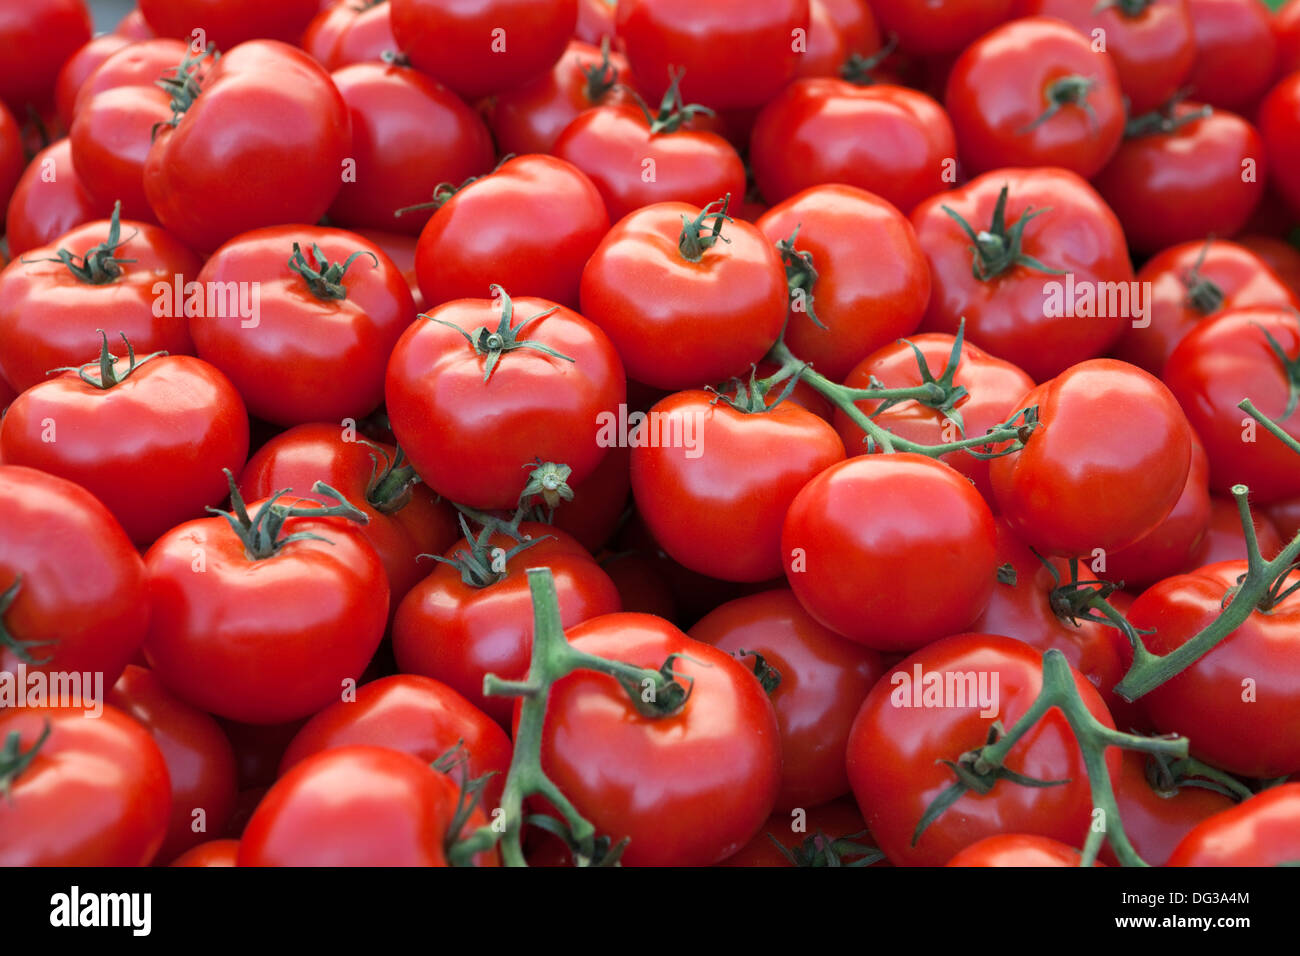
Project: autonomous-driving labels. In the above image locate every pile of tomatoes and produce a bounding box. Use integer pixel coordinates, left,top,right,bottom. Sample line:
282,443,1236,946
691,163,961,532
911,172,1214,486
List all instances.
2,0,1300,870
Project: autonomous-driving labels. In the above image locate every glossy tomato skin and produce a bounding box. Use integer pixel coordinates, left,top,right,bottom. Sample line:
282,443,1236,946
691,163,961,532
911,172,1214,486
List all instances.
138,0,319,51
616,0,808,109
169,839,239,866
485,40,632,157
414,155,608,311
552,103,746,224
1237,234,1300,300
327,62,494,236
796,0,881,79
0,706,171,866
1163,307,1300,503
3,138,105,259
782,454,999,651
579,200,787,390
239,745,498,866
914,167,1133,383
190,226,413,427
280,674,513,809
690,589,885,809
393,527,621,725
1130,561,1300,778
0,353,248,547
1166,784,1300,866
238,423,457,609
0,466,149,687
750,79,956,214
1184,0,1277,113
108,664,238,863
847,633,1120,866
755,184,931,382
1260,74,1300,218
576,0,618,44
1015,0,1194,115
547,443,631,553
945,18,1124,179
142,504,389,725
0,215,200,394
385,294,624,510
1115,239,1298,376
1094,105,1264,255
301,0,397,70
0,100,22,215
870,0,1011,55
532,613,782,866
0,0,92,114
990,359,1192,556
834,333,1034,506
1279,0,1300,75
391,0,576,100
1102,750,1235,867
946,834,1097,866
143,41,351,253
631,392,845,583
1201,495,1285,565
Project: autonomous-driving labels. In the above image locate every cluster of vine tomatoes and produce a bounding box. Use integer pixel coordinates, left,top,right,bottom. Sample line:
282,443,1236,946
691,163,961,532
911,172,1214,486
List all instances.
1,0,1300,870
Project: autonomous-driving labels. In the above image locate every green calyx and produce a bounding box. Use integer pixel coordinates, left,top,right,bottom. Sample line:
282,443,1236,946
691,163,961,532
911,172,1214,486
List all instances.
1093,0,1156,18
767,829,886,867
734,648,782,695
287,242,377,301
426,284,574,382
361,441,420,514
1182,237,1225,314
941,185,1064,282
635,66,714,135
870,319,972,433
1124,98,1211,139
394,153,515,219
48,331,166,390
152,46,216,137
21,200,136,285
678,194,733,263
0,576,57,667
839,35,898,86
582,35,622,105
775,225,825,330
422,513,550,589
208,469,369,562
0,721,51,801
1018,74,1098,135
520,460,574,511
1254,322,1300,421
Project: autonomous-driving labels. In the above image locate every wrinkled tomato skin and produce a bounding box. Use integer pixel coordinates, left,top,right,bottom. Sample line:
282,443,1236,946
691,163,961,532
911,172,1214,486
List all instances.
781,454,999,651
3,138,106,259
946,834,1099,866
0,705,171,867
690,589,886,809
1130,561,1300,778
847,633,1120,866
1166,784,1300,866
834,333,1034,506
108,664,238,863
531,613,782,866
756,184,931,382
631,391,846,583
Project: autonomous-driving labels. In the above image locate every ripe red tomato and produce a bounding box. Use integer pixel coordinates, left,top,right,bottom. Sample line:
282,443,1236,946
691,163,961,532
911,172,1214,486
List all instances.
392,525,621,725
796,0,881,79
413,155,609,311
847,632,1120,866
0,0,92,114
945,18,1124,179
870,0,1012,55
115,9,155,41
1200,495,1285,565
750,79,956,213
579,199,786,389
533,613,782,866
1277,0,1300,75
138,0,319,51
142,494,389,725
913,167,1134,383
546,443,631,553
0,465,148,686
391,0,576,100
1015,0,1195,116
0,346,248,547
690,589,885,809
108,664,238,863
1166,784,1300,866
239,745,498,866
552,101,747,225
1236,234,1300,300
386,291,624,510
169,839,239,867
301,0,397,70
327,62,494,236
190,226,414,427
991,359,1192,556
3,138,105,259
834,333,1034,506
0,210,200,393
143,40,351,253
782,454,999,651
615,0,808,109
0,100,22,215
1184,0,1277,113
719,797,882,866
1163,306,1300,503
1102,750,1235,866
576,0,618,44
1130,560,1300,778
1114,239,1299,376
630,390,845,582
1259,73,1300,219
1093,103,1264,255
0,705,171,866
946,833,1097,866
280,674,513,810
755,184,930,382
